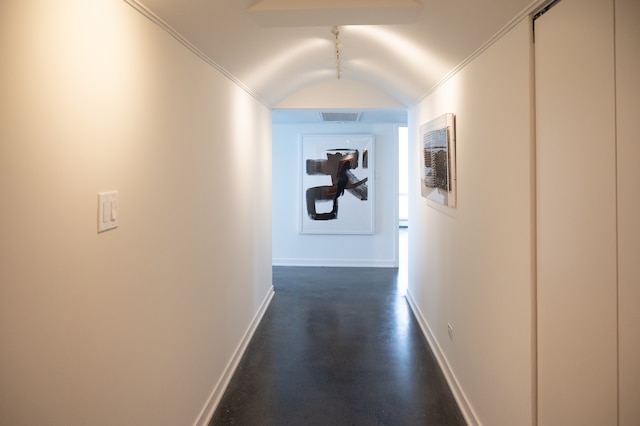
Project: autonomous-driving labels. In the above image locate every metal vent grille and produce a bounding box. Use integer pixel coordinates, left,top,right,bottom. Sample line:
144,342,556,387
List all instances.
319,112,361,122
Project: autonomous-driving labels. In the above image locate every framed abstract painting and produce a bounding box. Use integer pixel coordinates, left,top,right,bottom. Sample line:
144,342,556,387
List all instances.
300,134,374,234
420,113,456,207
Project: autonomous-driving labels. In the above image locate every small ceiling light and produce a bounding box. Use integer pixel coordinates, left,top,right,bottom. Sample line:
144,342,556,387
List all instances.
332,26,342,80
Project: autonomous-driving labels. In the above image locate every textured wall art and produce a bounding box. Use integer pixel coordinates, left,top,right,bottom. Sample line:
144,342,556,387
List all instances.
300,134,374,234
421,113,456,207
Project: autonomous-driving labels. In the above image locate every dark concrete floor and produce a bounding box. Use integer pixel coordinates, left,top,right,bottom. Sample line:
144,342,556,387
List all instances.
210,266,465,426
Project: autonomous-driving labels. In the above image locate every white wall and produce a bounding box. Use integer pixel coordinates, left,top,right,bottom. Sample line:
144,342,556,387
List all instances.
273,122,399,267
407,19,535,425
0,1,272,425
407,1,640,424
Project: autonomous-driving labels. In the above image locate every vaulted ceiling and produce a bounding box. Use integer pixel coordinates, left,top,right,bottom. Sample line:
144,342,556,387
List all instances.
128,0,540,111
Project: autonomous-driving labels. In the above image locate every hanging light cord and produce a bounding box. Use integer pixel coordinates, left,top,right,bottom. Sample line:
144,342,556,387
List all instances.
332,26,343,79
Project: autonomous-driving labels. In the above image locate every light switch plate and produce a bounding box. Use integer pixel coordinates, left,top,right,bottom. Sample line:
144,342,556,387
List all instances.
98,191,119,233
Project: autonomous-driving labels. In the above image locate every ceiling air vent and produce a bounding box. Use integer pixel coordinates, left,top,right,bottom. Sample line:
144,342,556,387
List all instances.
319,112,361,122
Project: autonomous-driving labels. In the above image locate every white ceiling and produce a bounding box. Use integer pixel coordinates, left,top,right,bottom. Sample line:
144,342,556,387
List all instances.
130,0,543,121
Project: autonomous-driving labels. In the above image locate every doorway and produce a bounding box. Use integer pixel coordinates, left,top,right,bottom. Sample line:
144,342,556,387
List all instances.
398,126,408,292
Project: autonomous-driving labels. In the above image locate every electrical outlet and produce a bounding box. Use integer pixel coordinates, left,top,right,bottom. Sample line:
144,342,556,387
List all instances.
447,323,454,340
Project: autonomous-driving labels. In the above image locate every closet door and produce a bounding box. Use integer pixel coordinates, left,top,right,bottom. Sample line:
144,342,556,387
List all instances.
616,0,640,424
535,0,617,424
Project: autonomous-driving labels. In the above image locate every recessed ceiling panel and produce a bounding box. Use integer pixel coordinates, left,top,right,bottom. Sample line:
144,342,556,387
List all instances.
319,112,361,122
248,0,423,26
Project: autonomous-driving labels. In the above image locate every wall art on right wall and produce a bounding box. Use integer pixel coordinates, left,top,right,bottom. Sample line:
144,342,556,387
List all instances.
420,113,456,207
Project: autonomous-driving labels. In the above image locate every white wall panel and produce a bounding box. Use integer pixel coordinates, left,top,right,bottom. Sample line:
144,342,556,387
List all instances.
616,0,640,424
535,0,618,424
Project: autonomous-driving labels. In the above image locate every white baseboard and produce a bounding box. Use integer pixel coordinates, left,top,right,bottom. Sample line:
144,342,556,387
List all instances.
405,289,480,426
272,258,397,268
193,285,275,426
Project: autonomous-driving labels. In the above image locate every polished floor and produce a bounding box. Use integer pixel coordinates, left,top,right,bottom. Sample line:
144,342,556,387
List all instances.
210,264,465,425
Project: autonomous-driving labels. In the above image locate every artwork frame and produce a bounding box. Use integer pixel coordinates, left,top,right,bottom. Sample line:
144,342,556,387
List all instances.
420,113,456,207
300,134,375,234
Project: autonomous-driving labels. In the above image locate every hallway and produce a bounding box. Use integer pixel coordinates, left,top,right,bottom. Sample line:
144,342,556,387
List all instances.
210,266,465,425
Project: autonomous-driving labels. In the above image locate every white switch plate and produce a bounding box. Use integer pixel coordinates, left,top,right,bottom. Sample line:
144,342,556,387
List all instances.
98,191,119,233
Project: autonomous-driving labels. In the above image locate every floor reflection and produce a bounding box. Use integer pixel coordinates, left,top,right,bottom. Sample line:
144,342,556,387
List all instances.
398,227,408,295
211,264,465,425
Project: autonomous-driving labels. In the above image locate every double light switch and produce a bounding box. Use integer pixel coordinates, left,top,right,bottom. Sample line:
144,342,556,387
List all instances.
98,191,119,233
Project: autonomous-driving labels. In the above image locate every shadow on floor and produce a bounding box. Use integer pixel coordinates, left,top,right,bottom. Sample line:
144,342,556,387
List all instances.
210,266,465,426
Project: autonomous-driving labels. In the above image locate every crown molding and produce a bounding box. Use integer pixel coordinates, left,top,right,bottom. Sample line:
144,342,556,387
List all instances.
122,0,271,108
412,0,548,107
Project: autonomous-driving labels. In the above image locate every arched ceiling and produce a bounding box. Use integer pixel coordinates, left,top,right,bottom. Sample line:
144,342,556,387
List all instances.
128,0,541,108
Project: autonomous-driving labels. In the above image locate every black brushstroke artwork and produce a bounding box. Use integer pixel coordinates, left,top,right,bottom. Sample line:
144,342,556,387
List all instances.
305,149,368,220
